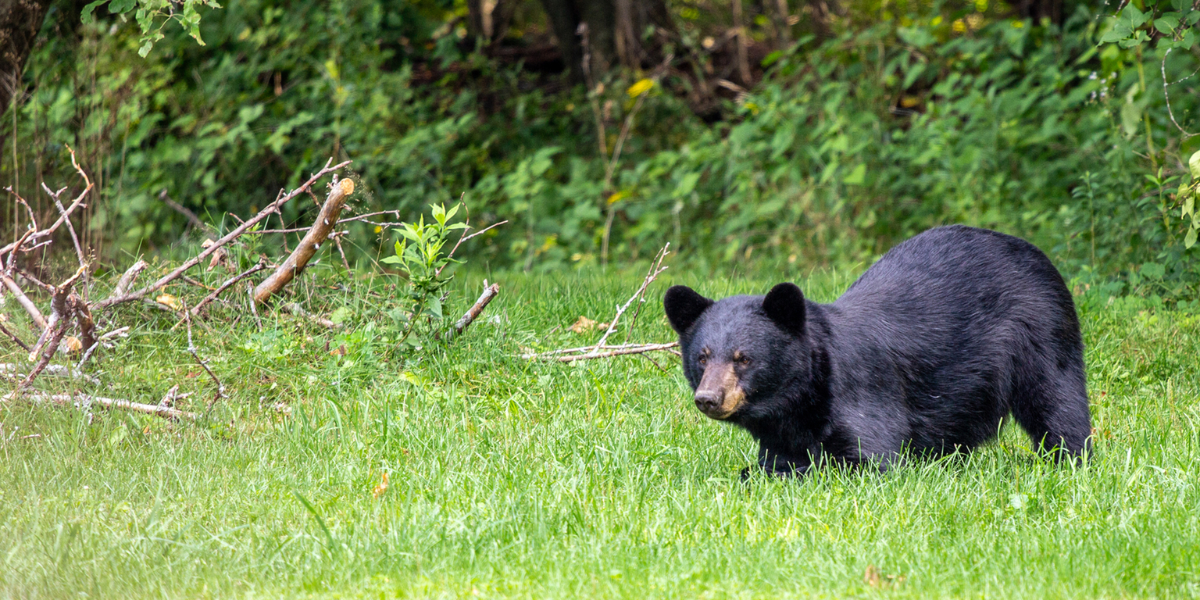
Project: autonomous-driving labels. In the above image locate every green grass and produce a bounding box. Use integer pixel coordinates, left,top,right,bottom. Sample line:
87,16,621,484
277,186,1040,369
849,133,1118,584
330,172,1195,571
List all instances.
2,263,1199,599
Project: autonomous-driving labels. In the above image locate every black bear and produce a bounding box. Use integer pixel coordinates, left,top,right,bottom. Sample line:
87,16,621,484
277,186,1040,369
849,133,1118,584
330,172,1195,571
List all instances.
663,225,1091,476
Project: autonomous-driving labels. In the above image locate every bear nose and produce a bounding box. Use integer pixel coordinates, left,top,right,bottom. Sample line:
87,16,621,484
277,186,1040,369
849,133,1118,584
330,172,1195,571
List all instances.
695,390,723,413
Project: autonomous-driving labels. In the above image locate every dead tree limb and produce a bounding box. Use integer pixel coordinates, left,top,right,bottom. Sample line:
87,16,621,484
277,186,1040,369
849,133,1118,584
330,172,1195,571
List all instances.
445,283,500,341
253,177,355,305
21,266,86,390
159,189,207,231
182,300,225,410
0,147,93,259
0,319,30,351
108,260,148,301
543,342,679,363
3,392,197,420
593,242,669,352
95,159,352,310
1,274,46,329
191,259,267,316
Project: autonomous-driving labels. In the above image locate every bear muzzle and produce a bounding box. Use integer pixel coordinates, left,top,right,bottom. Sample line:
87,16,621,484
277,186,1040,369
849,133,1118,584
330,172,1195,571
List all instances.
694,363,746,420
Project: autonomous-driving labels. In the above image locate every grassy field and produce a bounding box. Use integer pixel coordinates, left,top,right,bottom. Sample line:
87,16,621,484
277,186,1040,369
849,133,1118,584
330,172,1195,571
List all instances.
2,263,1199,599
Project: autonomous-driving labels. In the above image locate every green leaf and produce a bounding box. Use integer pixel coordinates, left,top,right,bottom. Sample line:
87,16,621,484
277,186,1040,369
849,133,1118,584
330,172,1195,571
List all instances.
425,296,443,320
1189,150,1200,180
1154,16,1179,35
445,204,459,221
842,164,867,185
1182,191,1195,219
1140,262,1165,280
1186,227,1198,249
80,0,106,24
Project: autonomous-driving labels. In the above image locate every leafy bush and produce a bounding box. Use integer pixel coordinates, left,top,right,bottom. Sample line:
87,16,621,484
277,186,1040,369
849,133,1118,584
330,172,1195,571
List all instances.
5,1,1199,299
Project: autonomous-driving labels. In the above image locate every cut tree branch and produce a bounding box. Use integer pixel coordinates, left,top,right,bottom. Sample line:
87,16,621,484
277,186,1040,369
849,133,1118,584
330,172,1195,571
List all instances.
253,177,355,304
95,159,352,310
3,392,197,420
445,283,500,341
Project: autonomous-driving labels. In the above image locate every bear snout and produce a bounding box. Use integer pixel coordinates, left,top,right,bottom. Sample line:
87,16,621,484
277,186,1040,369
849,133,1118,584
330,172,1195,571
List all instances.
695,389,725,415
694,363,747,420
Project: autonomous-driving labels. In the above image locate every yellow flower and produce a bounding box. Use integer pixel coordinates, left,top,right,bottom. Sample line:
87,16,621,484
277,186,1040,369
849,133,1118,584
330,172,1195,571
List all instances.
627,78,654,98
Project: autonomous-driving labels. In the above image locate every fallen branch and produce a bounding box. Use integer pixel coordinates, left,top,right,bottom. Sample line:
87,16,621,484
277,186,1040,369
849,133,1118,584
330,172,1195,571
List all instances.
0,319,31,351
159,189,208,231
593,242,669,352
182,300,225,411
95,159,352,310
445,283,500,341
253,177,355,304
0,363,100,385
191,259,267,316
21,266,86,390
0,147,92,261
1,274,46,329
532,342,680,363
3,391,197,420
108,260,148,301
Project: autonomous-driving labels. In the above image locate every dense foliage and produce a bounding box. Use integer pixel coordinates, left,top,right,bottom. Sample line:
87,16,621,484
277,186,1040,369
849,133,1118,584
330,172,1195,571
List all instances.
3,0,1199,300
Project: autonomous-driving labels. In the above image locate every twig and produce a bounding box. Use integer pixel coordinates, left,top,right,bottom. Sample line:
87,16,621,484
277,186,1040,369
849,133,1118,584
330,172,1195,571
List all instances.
20,266,86,391
3,391,197,420
624,243,670,341
446,283,500,341
43,182,87,269
73,325,129,373
0,363,99,385
593,243,669,352
108,260,148,301
1161,48,1200,140
159,189,208,231
0,146,93,259
95,159,352,310
541,342,679,362
521,342,675,359
253,177,355,304
191,259,267,316
0,319,30,351
0,274,46,329
182,300,225,411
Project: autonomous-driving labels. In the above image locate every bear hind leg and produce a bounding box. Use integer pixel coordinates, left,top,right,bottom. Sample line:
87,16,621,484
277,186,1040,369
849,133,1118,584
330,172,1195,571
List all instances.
1010,370,1091,459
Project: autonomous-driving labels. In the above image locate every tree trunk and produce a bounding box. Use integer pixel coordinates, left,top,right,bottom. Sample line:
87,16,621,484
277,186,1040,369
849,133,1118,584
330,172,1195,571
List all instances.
0,0,53,117
537,0,671,82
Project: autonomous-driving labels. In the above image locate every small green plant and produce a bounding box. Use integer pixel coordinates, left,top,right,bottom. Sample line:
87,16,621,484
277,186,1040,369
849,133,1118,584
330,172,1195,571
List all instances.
381,203,468,348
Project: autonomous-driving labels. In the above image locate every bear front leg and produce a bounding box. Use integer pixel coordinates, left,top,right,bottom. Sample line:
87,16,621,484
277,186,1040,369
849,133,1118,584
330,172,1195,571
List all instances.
750,443,812,478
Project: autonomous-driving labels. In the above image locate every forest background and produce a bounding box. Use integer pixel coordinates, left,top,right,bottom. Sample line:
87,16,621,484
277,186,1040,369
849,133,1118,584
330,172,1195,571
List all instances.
2,0,1200,300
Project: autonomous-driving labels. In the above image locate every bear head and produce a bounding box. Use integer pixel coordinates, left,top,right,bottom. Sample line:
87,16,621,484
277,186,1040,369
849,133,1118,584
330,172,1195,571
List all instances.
663,283,811,423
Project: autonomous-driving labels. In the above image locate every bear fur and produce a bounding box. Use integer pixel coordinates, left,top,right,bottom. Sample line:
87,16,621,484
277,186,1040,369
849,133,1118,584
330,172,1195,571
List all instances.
663,225,1091,476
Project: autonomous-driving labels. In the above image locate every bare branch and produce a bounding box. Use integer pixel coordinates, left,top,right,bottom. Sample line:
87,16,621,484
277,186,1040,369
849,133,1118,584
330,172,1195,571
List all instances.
43,182,87,269
537,342,679,362
0,319,31,351
1,274,47,329
108,260,148,301
0,147,93,259
159,189,208,231
182,300,225,411
191,259,267,316
3,391,197,420
95,159,352,310
253,177,355,305
446,283,500,341
593,243,669,351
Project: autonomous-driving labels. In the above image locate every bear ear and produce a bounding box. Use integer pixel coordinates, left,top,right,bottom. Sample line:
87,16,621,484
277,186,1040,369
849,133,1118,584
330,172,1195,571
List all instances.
762,282,806,335
663,285,714,334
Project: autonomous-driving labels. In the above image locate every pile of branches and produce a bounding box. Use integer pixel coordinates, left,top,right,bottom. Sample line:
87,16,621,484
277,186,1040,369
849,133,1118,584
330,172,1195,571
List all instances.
2,151,500,420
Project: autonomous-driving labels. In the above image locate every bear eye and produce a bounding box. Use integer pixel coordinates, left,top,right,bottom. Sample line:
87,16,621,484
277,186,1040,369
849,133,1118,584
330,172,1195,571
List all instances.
698,348,710,365
733,351,750,366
